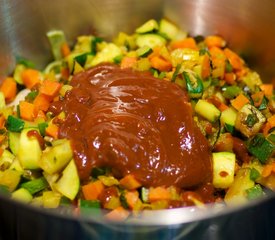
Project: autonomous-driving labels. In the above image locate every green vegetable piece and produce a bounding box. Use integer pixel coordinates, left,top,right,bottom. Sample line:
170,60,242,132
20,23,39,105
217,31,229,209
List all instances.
119,191,129,209
12,188,33,203
246,184,263,200
250,167,260,181
8,132,20,155
13,64,26,85
171,64,182,83
60,196,71,206
136,19,159,34
248,134,275,164
25,90,39,102
246,113,258,128
195,99,221,123
258,96,269,110
16,56,35,68
0,185,11,196
222,86,241,99
20,177,48,195
91,167,110,178
6,115,25,132
74,53,88,67
46,30,67,60
136,34,166,49
183,71,204,98
225,60,233,73
159,19,182,40
136,46,153,58
225,124,235,134
79,199,101,215
38,122,49,136
91,37,103,56
113,55,123,64
141,187,149,203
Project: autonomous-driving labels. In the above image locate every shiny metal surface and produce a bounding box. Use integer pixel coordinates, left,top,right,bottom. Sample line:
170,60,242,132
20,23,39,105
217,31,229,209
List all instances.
0,0,275,239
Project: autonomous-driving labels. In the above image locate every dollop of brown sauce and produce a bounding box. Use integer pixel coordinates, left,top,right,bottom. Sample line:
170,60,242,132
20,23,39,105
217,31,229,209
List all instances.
52,64,212,188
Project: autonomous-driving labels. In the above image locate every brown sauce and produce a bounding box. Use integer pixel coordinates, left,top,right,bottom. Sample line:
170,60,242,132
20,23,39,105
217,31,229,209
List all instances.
53,64,212,188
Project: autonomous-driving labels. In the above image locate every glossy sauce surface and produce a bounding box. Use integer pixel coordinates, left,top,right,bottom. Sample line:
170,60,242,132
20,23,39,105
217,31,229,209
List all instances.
55,64,212,188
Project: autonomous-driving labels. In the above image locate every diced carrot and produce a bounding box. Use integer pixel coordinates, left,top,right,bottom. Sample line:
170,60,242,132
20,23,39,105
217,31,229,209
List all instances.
19,101,35,121
61,42,71,58
125,190,140,209
105,206,130,221
201,54,211,79
21,69,41,89
45,123,59,139
148,186,171,202
0,77,17,102
235,68,248,80
209,46,226,61
33,93,51,112
82,180,105,200
268,115,275,127
224,72,236,85
224,48,244,71
119,174,142,190
231,94,250,111
0,115,6,128
150,56,172,72
260,84,273,96
251,91,264,107
262,122,271,136
262,162,275,178
170,37,198,50
204,35,226,49
40,80,62,97
120,57,137,69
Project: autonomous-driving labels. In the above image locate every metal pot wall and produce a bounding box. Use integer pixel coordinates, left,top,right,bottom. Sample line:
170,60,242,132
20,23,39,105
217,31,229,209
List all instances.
0,1,275,239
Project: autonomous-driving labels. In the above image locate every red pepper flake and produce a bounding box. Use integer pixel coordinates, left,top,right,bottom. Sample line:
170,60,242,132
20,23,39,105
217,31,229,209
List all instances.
219,171,228,177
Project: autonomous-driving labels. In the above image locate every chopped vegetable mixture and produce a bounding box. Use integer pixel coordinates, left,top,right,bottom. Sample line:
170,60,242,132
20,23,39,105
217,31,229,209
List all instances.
0,19,275,221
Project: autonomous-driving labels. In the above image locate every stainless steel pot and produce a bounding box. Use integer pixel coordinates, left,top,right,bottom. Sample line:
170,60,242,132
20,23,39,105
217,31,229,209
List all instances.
0,1,275,239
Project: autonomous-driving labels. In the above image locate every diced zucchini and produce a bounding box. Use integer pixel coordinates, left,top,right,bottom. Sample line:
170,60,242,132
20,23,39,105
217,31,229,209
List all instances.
225,168,255,206
46,30,67,60
42,191,61,208
136,34,167,49
13,64,26,84
136,46,153,57
141,187,149,203
20,177,48,195
246,184,264,200
73,35,93,54
98,175,119,187
6,115,25,132
54,159,80,200
8,131,20,155
212,152,236,189
9,158,24,173
0,169,21,191
0,92,6,110
247,134,275,164
17,128,42,170
171,48,200,69
136,19,159,34
183,71,204,99
43,171,60,191
235,104,266,138
195,99,221,122
242,71,262,92
89,43,122,67
159,19,181,40
0,150,15,171
39,139,73,174
79,199,101,215
12,188,33,203
43,60,62,74
220,107,237,127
